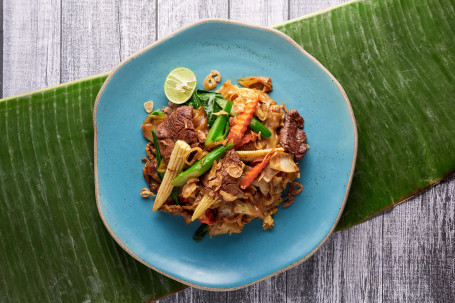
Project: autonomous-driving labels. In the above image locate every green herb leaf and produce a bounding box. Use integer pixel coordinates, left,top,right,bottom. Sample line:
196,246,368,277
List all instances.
195,90,222,127
186,91,201,109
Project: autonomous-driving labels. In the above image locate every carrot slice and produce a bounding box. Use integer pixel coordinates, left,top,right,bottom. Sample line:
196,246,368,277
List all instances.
228,95,260,146
240,150,274,189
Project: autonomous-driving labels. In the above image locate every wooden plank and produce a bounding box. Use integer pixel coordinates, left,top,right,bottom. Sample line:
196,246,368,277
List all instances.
227,274,286,303
286,215,383,302
193,289,228,303
118,0,157,60
157,288,192,303
382,175,455,303
156,0,228,39
61,0,121,82
229,0,288,26
3,0,61,97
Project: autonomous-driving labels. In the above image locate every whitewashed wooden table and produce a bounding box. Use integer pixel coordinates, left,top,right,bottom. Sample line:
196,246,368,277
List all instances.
3,1,454,302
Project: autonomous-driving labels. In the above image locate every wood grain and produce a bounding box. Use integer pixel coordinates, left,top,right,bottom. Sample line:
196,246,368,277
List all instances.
230,0,288,26
61,0,121,82
286,215,383,303
156,0,228,39
2,0,455,302
3,0,61,97
227,274,287,303
118,0,157,60
382,174,455,303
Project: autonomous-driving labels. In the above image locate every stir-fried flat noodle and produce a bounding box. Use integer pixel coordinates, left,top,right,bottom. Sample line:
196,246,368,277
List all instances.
237,76,273,93
141,75,308,237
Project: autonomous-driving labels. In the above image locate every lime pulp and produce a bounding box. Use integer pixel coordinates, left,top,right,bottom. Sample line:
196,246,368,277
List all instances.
163,67,197,104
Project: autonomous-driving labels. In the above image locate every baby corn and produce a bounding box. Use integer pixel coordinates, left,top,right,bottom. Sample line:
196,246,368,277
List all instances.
191,194,218,221
237,147,284,162
153,140,191,212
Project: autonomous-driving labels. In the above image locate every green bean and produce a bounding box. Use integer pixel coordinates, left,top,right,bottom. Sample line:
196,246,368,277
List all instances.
172,142,234,186
215,97,228,110
248,117,272,137
193,223,209,242
150,109,165,117
204,101,232,148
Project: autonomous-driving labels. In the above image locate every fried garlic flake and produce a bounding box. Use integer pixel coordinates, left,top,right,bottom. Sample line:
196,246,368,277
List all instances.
144,100,154,113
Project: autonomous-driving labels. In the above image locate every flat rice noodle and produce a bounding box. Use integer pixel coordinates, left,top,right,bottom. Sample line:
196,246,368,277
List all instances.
270,151,299,173
237,76,273,93
192,106,209,134
263,111,283,148
252,178,270,196
219,80,239,102
209,222,243,236
238,87,259,100
141,115,165,141
260,165,280,182
281,172,300,190
270,176,284,197
234,202,262,218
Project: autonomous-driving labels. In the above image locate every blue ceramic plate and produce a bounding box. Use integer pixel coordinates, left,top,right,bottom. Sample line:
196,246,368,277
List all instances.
94,20,357,290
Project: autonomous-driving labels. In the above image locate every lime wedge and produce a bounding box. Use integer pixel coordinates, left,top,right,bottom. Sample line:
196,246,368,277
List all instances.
164,67,197,104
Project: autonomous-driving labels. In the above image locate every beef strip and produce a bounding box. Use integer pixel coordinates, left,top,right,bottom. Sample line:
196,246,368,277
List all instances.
162,101,179,116
155,105,198,162
202,150,243,201
218,150,243,196
143,157,160,192
279,109,307,160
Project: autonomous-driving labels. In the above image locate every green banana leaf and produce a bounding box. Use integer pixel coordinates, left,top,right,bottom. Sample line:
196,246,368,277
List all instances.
0,75,185,302
1,0,454,301
275,0,455,229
